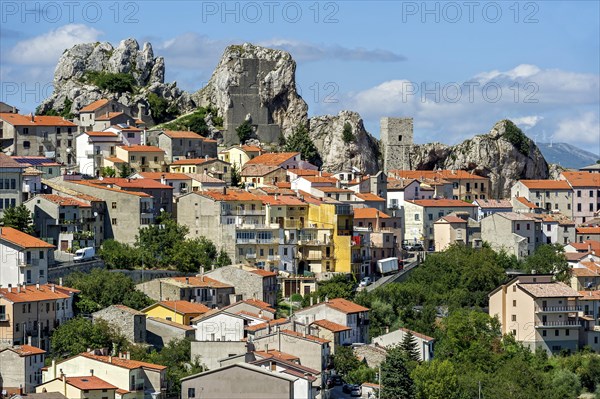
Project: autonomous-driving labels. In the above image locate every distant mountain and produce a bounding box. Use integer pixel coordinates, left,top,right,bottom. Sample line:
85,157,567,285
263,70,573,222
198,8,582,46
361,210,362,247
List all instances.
536,142,599,169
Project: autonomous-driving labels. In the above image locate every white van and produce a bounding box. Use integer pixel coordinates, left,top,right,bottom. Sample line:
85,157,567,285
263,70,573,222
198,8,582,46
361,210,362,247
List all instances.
73,247,95,262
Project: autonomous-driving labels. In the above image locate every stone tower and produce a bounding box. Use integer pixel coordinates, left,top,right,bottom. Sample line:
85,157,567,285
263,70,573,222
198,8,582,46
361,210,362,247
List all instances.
380,117,414,172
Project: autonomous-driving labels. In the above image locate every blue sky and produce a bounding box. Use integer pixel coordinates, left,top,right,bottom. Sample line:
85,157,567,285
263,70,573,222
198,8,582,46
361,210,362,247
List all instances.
1,1,599,153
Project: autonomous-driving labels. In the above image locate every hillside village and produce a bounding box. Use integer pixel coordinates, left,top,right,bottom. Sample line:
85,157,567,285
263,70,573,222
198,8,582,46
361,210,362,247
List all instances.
0,91,599,399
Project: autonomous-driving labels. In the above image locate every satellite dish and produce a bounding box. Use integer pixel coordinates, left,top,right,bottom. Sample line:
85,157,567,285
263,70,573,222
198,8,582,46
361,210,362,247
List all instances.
93,212,98,217
66,147,72,153
98,176,104,181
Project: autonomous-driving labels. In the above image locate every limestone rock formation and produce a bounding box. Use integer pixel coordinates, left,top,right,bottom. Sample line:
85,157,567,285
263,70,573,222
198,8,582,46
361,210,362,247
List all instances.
38,38,194,123
409,120,549,198
309,111,380,174
195,43,308,144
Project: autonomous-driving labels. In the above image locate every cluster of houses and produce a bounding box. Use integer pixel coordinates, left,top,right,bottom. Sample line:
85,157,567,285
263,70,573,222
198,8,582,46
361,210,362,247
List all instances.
0,98,599,397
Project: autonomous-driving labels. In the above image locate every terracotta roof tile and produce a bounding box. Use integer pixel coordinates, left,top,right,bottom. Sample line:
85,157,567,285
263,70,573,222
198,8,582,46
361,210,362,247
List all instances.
391,170,487,180
407,199,477,208
118,145,164,153
85,131,118,137
246,318,289,332
242,298,277,312
253,349,299,362
39,194,90,207
519,180,572,190
281,329,330,344
0,153,23,168
518,282,582,298
1,344,46,356
577,227,600,235
95,112,125,121
79,99,109,112
354,192,386,202
161,130,205,139
0,113,76,127
0,284,72,303
89,177,172,190
171,158,220,165
561,172,600,188
515,197,540,209
397,327,435,342
326,298,370,314
353,208,390,219
150,300,211,315
473,199,513,208
578,290,600,300
170,276,233,288
311,319,351,333
245,152,300,166
569,241,600,253
65,376,118,391
1,226,54,249
438,215,467,224
80,353,166,370
241,164,282,177
137,172,191,181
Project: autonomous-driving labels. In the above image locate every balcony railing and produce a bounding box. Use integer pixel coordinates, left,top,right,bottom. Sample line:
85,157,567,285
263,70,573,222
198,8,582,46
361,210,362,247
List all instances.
224,209,265,216
245,253,257,259
19,258,40,267
130,383,145,392
236,223,279,230
536,306,582,313
237,238,257,244
535,320,580,328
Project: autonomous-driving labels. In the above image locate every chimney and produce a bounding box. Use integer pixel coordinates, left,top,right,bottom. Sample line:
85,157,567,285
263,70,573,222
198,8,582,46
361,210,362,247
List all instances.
59,277,63,286
185,277,189,284
319,170,322,177
222,186,227,195
385,326,390,334
90,369,94,376
108,356,112,363
205,155,209,160
62,373,67,396
161,174,166,185
51,359,57,379
36,283,40,290
30,113,34,122
51,284,55,292
17,284,21,293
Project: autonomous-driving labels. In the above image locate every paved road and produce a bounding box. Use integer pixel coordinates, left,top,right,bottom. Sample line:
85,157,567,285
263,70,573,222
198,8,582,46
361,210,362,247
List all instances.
364,259,419,292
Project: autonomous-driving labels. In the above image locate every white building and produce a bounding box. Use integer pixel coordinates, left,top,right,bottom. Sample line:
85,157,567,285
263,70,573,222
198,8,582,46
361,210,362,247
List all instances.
75,131,122,176
0,227,54,286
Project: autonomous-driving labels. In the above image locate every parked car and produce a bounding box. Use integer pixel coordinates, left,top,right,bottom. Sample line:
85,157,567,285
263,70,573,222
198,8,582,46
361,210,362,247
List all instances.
412,243,424,251
74,247,95,262
342,384,353,394
359,277,372,287
350,385,362,397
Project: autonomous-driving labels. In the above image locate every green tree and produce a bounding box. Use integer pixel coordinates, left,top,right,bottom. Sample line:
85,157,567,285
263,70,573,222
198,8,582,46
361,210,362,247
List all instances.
333,345,361,378
380,346,415,399
138,338,204,396
215,249,231,268
100,166,116,177
0,205,35,234
50,317,127,359
547,369,582,399
236,120,254,144
302,274,355,307
136,212,189,268
401,331,421,362
84,71,136,93
65,269,154,313
230,163,242,187
342,122,355,143
284,124,322,166
98,239,140,269
171,237,218,273
523,244,570,282
346,365,377,385
147,92,178,124
119,163,134,177
412,359,460,399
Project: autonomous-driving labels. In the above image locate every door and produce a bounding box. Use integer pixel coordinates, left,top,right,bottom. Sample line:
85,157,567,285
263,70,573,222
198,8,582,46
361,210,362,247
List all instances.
60,240,68,251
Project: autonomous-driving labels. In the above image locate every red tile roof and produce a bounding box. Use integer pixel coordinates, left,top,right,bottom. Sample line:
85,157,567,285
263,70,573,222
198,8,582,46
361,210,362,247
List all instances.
39,194,90,207
326,298,370,314
170,276,233,288
561,172,600,188
438,215,467,224
162,130,205,139
577,227,600,235
73,180,152,197
152,300,211,315
79,99,109,112
171,157,220,165
1,344,46,356
1,226,55,249
137,172,191,181
0,153,24,168
95,112,125,121
199,189,262,202
354,192,386,202
518,180,572,190
118,145,164,153
80,353,167,370
65,376,118,391
241,145,263,152
245,152,300,166
391,170,487,180
515,197,540,209
407,199,477,208
90,177,172,190
250,269,277,277
85,131,118,137
0,113,76,127
242,298,277,312
353,208,390,219
253,349,299,362
312,319,351,333
569,241,600,253
246,318,289,332
0,284,72,303
281,329,330,344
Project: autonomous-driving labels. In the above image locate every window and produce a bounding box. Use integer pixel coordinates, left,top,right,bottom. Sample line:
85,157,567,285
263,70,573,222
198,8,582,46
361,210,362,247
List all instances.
512,285,516,292
542,330,547,337
112,202,117,209
577,190,581,197
428,214,433,221
577,203,582,212
546,224,551,231
516,223,520,231
511,315,516,321
23,141,31,149
555,330,559,336
590,190,594,198
565,329,569,336
0,305,5,320
526,223,530,230
127,132,135,138
111,218,117,225
414,214,420,221
188,388,196,398
513,300,517,307
166,317,172,321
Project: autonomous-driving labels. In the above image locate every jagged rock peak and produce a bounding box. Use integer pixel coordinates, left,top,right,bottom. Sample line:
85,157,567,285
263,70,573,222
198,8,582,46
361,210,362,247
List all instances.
309,110,380,174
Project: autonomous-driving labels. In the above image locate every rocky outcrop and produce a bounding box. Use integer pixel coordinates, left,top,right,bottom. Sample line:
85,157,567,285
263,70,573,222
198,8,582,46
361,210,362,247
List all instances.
195,43,308,143
409,120,549,198
38,38,195,123
309,111,380,174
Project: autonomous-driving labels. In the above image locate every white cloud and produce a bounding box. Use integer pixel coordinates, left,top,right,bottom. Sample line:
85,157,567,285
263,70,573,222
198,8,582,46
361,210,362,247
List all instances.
258,39,406,63
326,64,599,149
554,112,600,145
8,24,102,65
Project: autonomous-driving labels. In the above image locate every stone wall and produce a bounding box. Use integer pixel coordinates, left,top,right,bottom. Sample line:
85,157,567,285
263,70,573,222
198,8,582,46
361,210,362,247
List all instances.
92,305,146,343
190,340,248,370
380,117,414,172
146,318,194,349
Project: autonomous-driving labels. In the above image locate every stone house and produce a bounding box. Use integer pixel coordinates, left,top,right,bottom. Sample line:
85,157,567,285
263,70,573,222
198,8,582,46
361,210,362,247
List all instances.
155,130,217,162
481,212,538,259
136,276,234,308
559,172,600,224
168,157,231,184
0,344,46,393
207,266,278,307
114,145,165,173
92,305,147,344
372,327,435,361
511,180,573,218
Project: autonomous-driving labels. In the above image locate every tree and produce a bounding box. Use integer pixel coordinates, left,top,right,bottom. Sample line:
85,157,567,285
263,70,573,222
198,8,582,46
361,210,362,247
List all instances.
412,359,460,399
64,269,154,313
136,212,189,269
137,338,204,396
100,166,116,178
50,317,127,358
98,239,140,269
284,124,322,166
342,122,355,143
523,244,570,282
302,274,355,307
0,205,35,234
236,120,253,144
380,346,415,399
346,365,377,385
401,331,421,362
215,249,231,268
333,345,361,378
546,369,582,399
171,237,217,273
230,163,242,187
119,163,134,178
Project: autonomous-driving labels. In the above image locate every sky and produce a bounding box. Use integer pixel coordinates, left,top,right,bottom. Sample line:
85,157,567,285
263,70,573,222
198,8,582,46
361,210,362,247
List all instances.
1,1,599,153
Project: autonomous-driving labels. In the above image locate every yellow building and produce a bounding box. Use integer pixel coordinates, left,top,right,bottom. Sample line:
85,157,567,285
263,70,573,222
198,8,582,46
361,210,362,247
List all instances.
142,300,210,325
218,145,263,169
37,376,117,399
114,145,165,173
168,158,231,183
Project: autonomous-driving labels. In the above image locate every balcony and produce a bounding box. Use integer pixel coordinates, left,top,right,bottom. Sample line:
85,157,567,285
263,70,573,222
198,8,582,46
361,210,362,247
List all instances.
236,223,279,230
19,258,40,267
224,209,265,216
534,320,581,328
130,383,145,392
245,253,257,259
536,306,582,313
283,220,303,229
237,238,257,244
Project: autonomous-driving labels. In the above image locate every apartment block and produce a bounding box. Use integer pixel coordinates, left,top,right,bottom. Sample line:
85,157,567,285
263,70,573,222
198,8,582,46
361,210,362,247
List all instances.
560,172,600,224
390,170,490,200
0,153,24,214
511,180,573,218
481,212,538,259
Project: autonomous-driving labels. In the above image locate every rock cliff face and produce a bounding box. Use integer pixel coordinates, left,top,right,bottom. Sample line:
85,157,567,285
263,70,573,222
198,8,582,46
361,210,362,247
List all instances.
309,111,380,174
195,43,308,144
38,38,195,122
409,120,549,198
